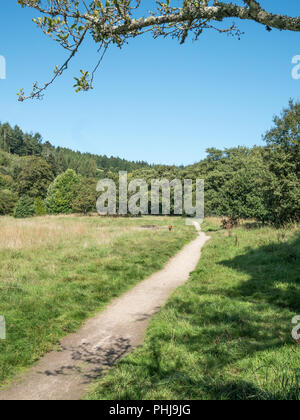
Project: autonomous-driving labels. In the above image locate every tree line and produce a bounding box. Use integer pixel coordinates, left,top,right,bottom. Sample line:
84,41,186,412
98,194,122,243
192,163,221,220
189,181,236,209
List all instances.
0,123,149,177
0,101,299,226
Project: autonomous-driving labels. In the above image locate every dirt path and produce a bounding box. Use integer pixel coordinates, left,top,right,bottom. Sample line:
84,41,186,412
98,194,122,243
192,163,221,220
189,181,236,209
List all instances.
0,224,210,400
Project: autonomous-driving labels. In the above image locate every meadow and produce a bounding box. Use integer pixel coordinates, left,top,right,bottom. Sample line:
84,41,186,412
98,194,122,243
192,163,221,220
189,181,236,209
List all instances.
86,218,300,400
0,215,195,387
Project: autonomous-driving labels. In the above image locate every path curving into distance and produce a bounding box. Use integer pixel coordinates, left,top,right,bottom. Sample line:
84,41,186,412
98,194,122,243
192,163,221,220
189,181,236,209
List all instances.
0,223,210,401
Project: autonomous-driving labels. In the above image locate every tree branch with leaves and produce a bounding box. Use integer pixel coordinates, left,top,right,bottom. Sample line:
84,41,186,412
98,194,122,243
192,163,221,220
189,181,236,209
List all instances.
17,0,300,100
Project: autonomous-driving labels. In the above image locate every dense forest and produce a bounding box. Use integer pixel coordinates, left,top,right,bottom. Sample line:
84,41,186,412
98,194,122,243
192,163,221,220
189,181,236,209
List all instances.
0,123,149,176
0,101,299,226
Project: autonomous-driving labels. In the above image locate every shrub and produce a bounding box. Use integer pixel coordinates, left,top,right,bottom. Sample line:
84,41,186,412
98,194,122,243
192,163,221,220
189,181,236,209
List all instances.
34,197,47,216
14,196,35,219
0,174,14,190
0,189,18,215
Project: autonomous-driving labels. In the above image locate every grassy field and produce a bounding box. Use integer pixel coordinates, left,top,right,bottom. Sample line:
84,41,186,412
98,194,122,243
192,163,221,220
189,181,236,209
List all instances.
0,215,195,387
86,218,300,400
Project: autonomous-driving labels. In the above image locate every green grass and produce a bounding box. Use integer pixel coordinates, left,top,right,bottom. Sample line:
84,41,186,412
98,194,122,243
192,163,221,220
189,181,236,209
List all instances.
0,215,195,387
86,218,300,400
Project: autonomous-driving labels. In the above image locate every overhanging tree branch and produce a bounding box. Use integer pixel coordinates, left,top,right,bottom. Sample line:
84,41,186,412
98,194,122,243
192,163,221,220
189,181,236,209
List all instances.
17,0,300,100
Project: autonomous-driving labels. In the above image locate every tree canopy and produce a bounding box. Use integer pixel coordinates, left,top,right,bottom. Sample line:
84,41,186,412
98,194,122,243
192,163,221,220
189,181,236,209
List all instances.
0,122,150,176
45,169,82,214
17,156,54,198
16,1,300,100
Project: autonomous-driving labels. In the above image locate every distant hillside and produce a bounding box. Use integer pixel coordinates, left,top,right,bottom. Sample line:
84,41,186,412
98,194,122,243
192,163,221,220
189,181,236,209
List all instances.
0,100,298,225
0,122,150,177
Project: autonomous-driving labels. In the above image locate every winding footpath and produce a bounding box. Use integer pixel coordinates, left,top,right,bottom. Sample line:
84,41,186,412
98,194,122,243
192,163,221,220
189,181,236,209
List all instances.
0,223,210,400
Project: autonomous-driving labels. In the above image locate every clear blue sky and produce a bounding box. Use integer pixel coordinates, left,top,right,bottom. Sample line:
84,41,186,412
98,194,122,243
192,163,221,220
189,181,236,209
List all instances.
0,1,299,165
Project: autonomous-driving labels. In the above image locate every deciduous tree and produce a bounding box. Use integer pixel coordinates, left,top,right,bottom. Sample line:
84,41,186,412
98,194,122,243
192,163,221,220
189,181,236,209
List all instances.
17,156,54,198
263,101,300,225
45,169,82,214
72,178,97,214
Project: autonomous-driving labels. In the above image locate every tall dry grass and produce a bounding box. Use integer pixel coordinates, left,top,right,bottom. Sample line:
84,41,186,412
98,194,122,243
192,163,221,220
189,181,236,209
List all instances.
0,216,137,250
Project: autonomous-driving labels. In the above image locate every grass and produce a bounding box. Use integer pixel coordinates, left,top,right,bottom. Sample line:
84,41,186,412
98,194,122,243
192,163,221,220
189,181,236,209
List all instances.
0,215,195,387
86,218,300,400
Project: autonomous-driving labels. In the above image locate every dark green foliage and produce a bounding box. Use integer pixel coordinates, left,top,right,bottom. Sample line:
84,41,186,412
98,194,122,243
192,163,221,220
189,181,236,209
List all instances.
34,197,47,216
45,169,82,214
0,123,42,156
0,174,14,190
17,156,54,199
72,178,97,214
262,151,300,226
14,196,35,219
263,100,300,226
0,122,150,176
185,147,263,218
0,189,18,215
219,159,270,222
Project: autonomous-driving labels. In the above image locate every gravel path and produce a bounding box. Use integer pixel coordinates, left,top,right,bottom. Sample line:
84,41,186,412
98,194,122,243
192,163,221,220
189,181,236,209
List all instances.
0,224,210,400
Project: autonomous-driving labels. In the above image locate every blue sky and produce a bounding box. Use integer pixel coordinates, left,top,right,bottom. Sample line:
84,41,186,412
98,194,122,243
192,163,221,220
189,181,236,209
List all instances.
0,1,299,165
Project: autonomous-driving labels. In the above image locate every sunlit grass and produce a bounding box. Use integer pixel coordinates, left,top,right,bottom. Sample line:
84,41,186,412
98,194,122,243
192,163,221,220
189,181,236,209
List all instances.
86,218,300,400
0,215,195,386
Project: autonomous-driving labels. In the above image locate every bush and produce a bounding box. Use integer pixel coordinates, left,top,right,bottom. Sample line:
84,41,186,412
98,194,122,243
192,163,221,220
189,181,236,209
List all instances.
14,196,35,219
0,174,14,190
0,189,18,215
34,197,47,216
